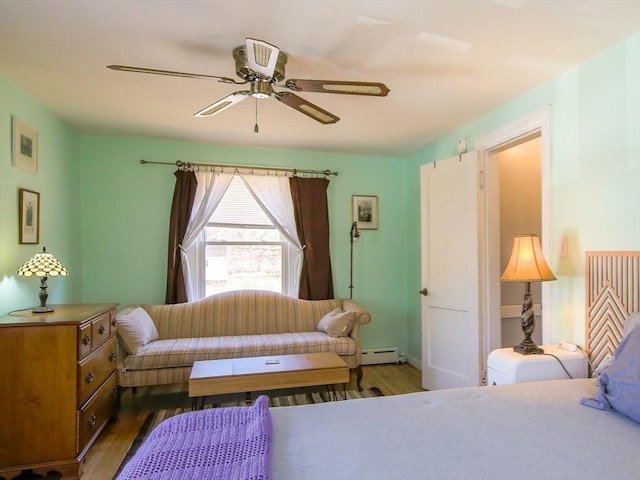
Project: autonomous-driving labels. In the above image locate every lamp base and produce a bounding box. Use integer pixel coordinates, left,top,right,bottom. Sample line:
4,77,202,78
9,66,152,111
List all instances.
32,305,54,313
513,287,544,355
513,341,544,355
34,278,54,313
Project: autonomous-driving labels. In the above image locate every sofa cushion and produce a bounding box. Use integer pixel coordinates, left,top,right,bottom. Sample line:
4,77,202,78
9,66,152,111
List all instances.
116,306,160,354
317,308,355,337
122,332,356,371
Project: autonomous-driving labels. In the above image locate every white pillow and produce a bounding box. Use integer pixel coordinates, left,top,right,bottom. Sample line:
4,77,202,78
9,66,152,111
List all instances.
116,306,159,354
318,308,355,337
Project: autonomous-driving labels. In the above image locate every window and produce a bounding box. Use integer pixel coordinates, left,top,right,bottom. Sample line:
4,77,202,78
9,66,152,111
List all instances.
201,175,294,297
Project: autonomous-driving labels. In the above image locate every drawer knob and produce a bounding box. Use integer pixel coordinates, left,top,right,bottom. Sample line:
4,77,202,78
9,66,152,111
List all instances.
98,325,106,335
112,318,117,327
88,413,97,427
82,335,91,346
85,371,95,384
109,351,116,362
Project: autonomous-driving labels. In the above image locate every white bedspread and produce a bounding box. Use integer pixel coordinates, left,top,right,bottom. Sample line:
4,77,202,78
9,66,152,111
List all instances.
269,379,640,479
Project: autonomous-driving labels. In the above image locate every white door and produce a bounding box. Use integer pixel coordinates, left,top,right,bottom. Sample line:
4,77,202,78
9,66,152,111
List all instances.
421,152,482,390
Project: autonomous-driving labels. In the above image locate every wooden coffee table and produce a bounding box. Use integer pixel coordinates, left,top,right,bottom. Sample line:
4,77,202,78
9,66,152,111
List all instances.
189,352,349,409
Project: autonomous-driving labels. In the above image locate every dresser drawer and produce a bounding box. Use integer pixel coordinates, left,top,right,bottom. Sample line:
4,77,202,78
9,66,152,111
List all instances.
92,311,113,350
78,337,117,405
78,371,118,453
78,321,93,359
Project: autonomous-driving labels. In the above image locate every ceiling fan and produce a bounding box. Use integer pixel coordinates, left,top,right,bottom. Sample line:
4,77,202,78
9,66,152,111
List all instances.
107,38,389,125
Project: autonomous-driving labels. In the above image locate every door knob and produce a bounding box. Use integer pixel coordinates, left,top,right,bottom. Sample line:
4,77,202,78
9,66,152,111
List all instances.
419,288,429,296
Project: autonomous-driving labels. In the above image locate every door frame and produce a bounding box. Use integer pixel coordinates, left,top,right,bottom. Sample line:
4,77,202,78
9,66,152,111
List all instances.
475,105,552,365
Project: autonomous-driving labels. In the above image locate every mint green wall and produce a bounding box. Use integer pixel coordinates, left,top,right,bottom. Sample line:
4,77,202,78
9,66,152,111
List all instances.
79,136,410,353
405,33,640,360
0,70,411,353
0,75,82,314
3,33,638,362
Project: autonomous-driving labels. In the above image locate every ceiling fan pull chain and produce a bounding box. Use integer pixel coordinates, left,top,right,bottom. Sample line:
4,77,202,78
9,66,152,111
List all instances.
254,97,259,133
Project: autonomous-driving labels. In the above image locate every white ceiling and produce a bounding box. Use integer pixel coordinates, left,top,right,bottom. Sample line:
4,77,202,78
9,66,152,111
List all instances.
1,1,639,158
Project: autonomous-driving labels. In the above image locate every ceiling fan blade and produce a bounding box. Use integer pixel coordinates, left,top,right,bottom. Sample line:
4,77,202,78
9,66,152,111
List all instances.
285,79,390,96
194,91,250,117
245,38,280,79
274,92,339,124
107,65,242,84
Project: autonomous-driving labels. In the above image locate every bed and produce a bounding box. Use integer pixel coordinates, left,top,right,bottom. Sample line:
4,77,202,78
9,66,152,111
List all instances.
270,378,639,479
117,251,640,480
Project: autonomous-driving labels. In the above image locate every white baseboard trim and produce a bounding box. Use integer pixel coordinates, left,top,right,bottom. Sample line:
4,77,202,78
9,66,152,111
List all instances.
407,355,421,370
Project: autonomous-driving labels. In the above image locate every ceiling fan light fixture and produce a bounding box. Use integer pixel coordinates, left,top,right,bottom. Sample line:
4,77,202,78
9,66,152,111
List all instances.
250,79,272,99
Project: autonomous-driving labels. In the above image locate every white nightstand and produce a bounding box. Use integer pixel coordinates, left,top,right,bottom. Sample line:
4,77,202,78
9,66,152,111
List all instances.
486,344,587,385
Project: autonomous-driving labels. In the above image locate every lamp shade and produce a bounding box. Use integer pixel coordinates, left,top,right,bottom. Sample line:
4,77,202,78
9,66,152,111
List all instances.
17,247,68,278
500,234,556,283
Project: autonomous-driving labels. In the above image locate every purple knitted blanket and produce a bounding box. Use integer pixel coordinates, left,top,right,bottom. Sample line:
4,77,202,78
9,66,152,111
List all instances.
116,395,273,480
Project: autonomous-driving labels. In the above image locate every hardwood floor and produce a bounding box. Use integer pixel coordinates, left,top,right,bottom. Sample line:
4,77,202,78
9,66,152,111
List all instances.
81,363,423,479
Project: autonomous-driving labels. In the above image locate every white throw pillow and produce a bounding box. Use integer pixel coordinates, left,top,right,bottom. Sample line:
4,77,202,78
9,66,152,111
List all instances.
116,306,159,354
318,308,355,337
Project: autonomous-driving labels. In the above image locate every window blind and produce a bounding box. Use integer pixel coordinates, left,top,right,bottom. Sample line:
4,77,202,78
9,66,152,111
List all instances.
209,175,272,226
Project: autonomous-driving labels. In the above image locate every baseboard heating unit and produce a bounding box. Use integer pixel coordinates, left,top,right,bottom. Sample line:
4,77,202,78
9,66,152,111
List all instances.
361,347,399,365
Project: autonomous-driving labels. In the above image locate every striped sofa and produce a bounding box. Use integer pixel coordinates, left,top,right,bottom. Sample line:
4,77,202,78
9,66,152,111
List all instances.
116,290,371,391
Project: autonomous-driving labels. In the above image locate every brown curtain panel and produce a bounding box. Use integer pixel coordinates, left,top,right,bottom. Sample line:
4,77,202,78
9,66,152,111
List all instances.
290,176,334,300
165,169,197,304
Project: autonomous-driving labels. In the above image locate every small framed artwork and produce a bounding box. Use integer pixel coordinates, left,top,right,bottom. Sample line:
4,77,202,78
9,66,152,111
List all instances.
352,195,378,230
19,188,40,244
12,116,39,174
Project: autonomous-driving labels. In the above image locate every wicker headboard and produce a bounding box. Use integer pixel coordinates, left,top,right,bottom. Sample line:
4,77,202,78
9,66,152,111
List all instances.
585,251,640,371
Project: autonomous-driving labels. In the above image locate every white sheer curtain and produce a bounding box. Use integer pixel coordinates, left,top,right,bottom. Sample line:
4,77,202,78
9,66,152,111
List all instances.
240,174,303,296
181,171,233,301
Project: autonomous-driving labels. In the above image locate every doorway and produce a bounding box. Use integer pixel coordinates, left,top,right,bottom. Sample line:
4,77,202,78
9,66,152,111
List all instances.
493,135,543,347
478,105,552,364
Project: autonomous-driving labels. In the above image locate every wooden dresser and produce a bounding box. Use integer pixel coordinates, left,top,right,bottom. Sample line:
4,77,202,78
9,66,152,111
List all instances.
0,303,119,480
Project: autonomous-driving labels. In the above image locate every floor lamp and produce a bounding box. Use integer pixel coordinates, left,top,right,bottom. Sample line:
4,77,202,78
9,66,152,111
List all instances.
500,234,556,355
349,221,360,299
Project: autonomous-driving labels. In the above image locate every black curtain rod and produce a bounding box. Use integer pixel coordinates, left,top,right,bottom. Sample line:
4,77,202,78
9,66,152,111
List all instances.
139,159,338,176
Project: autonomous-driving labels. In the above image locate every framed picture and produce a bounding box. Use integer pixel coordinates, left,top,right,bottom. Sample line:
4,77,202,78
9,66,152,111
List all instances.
19,188,40,244
352,195,378,230
12,116,39,174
